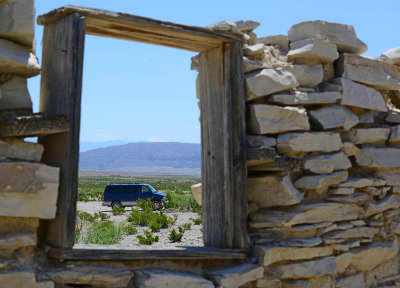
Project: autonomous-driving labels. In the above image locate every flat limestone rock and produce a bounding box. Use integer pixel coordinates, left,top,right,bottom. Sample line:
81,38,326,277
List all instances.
336,273,365,288
253,245,333,267
0,232,36,250
256,278,281,288
257,34,289,51
294,170,348,190
243,57,264,73
333,78,388,112
309,104,359,131
270,91,340,105
288,38,339,63
365,256,399,287
389,125,400,144
135,270,214,288
0,162,59,218
326,192,370,206
247,104,310,134
247,146,277,166
206,264,263,288
355,147,400,168
349,240,399,271
376,169,400,186
281,277,333,288
266,256,337,279
365,194,400,217
288,20,367,54
249,203,364,227
0,39,40,77
329,187,354,195
336,53,400,90
304,152,351,174
386,108,400,123
324,227,378,239
0,271,54,288
243,43,265,60
0,137,43,161
338,177,386,188
0,77,32,110
342,142,359,157
342,128,390,144
235,20,260,33
246,68,299,101
247,174,303,208
285,64,323,87
277,132,342,153
379,47,400,66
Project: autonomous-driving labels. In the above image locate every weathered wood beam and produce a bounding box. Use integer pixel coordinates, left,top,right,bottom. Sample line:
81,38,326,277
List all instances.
0,114,68,137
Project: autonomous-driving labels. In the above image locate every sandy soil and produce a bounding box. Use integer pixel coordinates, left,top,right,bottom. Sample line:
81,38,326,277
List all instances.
74,201,203,249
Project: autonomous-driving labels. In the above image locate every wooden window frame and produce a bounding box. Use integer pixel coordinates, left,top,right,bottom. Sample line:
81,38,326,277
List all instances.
37,6,248,259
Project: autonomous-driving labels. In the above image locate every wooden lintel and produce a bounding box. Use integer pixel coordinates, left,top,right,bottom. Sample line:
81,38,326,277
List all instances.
48,247,247,261
0,114,69,137
37,5,244,52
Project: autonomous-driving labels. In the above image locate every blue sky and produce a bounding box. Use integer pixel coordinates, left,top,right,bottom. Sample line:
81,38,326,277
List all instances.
29,0,400,143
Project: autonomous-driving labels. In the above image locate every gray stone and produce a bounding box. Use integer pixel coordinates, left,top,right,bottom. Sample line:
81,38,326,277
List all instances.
304,152,351,174
365,195,400,217
309,104,359,131
0,0,34,47
379,47,400,66
206,20,237,32
136,270,213,288
0,77,32,110
326,192,370,205
329,187,354,195
336,53,400,90
277,132,342,153
0,162,59,218
0,232,36,250
235,20,260,32
288,20,367,54
247,104,310,134
243,57,264,73
325,227,378,239
318,81,342,92
358,111,377,124
285,64,323,88
294,171,348,190
342,128,390,144
322,62,335,81
389,125,400,144
0,39,40,77
338,177,386,188
288,38,339,63
342,142,359,157
336,273,365,288
0,138,43,161
355,147,400,168
270,91,340,105
386,108,400,123
282,277,333,288
246,68,299,101
376,169,400,186
365,256,399,287
249,203,364,228
257,34,289,51
206,264,263,288
266,256,337,279
247,174,303,208
333,77,388,112
244,43,265,60
362,186,391,197
253,245,333,267
247,135,276,148
0,271,54,288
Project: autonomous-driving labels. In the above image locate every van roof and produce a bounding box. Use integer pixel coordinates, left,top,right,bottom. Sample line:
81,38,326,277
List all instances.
106,183,146,186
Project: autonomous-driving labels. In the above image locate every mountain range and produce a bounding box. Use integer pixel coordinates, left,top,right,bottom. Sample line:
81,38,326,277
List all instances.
79,142,201,176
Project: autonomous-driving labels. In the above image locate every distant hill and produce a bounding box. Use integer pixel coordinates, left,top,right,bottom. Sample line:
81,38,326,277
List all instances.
80,140,129,152
79,142,201,175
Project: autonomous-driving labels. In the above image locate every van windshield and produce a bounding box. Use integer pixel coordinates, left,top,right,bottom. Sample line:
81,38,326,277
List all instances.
147,185,157,193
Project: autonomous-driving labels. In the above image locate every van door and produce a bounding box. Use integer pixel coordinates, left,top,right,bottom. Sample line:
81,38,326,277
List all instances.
138,185,154,202
123,185,138,206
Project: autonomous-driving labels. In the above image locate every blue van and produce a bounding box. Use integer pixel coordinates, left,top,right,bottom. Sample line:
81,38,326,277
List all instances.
102,183,167,210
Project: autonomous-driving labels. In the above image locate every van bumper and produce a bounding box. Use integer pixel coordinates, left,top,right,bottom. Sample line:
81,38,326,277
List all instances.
102,202,111,207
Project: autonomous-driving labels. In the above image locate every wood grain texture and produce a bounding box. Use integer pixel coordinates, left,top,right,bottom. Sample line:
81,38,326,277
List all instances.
0,114,68,137
37,13,86,248
37,5,243,52
48,247,247,260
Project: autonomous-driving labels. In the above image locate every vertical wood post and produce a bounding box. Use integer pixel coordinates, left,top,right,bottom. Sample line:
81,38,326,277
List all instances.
200,42,248,249
38,13,86,248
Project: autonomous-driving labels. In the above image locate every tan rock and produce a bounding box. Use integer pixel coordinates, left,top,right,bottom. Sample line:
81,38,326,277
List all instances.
281,277,333,288
294,171,348,190
336,53,400,90
0,39,40,77
376,169,400,186
247,174,303,208
0,77,32,110
324,227,378,239
379,47,400,66
338,177,386,188
336,252,352,273
329,187,354,195
0,138,43,161
285,64,323,87
326,192,370,206
342,128,390,144
246,68,299,101
0,162,59,218
304,152,351,174
288,38,339,63
288,20,367,54
362,186,391,197
253,245,333,266
342,142,359,156
257,34,289,51
365,195,400,217
365,256,399,287
336,273,365,288
257,278,282,288
389,125,400,144
206,264,263,288
309,104,359,131
244,43,265,60
0,271,54,288
277,132,342,153
355,147,400,168
243,57,264,73
136,270,213,288
270,91,340,105
247,104,310,134
0,233,36,250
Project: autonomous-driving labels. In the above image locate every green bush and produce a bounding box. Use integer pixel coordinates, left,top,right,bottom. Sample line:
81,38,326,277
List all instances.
169,229,183,242
137,230,159,245
149,220,161,232
127,200,176,230
190,217,202,225
180,222,192,232
75,228,81,243
112,207,126,216
163,191,200,211
97,211,110,221
122,224,138,235
76,210,95,222
83,221,123,244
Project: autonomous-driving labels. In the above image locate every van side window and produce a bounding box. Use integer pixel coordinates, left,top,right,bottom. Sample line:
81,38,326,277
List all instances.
107,186,121,194
141,185,151,194
124,185,138,194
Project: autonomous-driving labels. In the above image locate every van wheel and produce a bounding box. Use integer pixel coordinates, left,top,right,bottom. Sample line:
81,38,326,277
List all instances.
111,201,122,209
152,201,162,211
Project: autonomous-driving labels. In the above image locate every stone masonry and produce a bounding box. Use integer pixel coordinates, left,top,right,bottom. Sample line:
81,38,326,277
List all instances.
1,1,400,287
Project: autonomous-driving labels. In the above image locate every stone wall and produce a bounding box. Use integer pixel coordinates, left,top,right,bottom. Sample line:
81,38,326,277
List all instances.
2,0,400,287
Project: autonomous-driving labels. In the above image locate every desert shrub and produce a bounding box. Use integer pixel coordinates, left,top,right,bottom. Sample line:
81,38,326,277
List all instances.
179,222,192,233
190,217,202,225
169,229,183,242
127,200,176,229
112,207,126,216
137,230,159,245
149,220,162,232
83,221,123,244
192,206,202,215
97,211,110,221
163,191,199,211
122,224,138,235
76,210,95,222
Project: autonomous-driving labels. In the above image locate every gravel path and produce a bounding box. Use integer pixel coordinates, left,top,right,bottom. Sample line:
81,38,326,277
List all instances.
74,201,203,249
